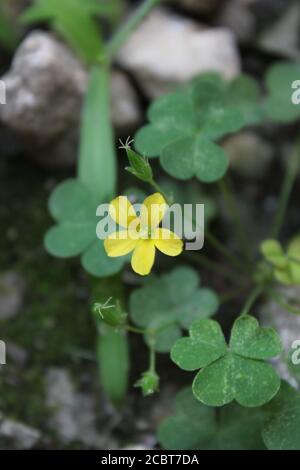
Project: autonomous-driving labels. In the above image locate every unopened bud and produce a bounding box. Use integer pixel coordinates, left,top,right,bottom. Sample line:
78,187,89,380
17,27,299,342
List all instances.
93,299,127,328
135,370,160,397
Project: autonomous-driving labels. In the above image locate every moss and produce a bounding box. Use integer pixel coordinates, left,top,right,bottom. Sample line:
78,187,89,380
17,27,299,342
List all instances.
0,158,95,428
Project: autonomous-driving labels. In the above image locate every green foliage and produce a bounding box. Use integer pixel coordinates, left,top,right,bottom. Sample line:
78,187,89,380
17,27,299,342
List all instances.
135,74,262,183
158,388,266,450
262,381,300,450
45,66,120,277
97,327,129,407
79,66,116,202
0,1,19,51
44,178,125,277
265,62,300,123
21,0,105,63
92,277,129,408
261,236,300,285
171,315,282,407
129,266,219,352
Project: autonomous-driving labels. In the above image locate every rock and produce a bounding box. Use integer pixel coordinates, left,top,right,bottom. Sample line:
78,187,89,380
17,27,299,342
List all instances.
0,32,142,167
217,0,256,43
111,71,142,136
0,417,41,449
46,368,78,444
0,272,26,320
121,444,153,450
222,131,273,178
261,286,300,388
45,368,102,447
117,8,241,99
258,2,300,59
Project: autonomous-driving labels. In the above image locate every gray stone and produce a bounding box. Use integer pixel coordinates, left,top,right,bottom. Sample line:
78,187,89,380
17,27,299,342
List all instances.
258,2,300,59
222,131,273,178
0,417,41,449
261,286,300,388
217,0,256,43
111,71,142,136
0,272,26,320
117,8,241,99
45,368,102,447
0,32,142,167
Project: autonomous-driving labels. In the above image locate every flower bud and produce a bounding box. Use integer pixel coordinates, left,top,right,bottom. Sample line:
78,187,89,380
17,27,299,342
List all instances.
135,370,160,397
125,147,153,183
93,299,127,328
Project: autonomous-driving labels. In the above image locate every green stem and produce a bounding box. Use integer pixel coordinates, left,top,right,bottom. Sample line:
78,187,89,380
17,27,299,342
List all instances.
126,325,145,334
149,340,156,374
205,228,247,273
106,0,162,60
219,177,252,264
271,138,300,239
240,285,265,316
149,179,173,206
183,252,244,285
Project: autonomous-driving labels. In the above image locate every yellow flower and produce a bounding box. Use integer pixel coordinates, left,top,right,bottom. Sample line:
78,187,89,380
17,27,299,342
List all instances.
104,193,183,276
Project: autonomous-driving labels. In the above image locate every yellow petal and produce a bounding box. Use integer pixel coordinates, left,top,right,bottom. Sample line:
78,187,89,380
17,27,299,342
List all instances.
140,193,167,228
104,231,137,257
131,239,156,276
109,196,137,228
153,228,183,256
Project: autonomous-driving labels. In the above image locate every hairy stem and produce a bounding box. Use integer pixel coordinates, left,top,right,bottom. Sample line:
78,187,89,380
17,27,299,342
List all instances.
149,179,172,206
240,285,265,316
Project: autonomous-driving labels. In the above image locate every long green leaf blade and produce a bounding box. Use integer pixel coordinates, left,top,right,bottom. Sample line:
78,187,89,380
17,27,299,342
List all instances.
79,65,117,202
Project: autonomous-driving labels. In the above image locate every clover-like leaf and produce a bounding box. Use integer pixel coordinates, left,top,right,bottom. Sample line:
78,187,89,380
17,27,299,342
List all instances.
45,179,126,277
261,236,300,285
262,381,300,450
171,315,282,407
261,239,288,269
225,75,264,125
129,266,219,353
135,73,262,183
158,387,266,450
265,62,300,123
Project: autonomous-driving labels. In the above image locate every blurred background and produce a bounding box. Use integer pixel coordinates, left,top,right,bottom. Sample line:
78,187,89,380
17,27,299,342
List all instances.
0,0,299,450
